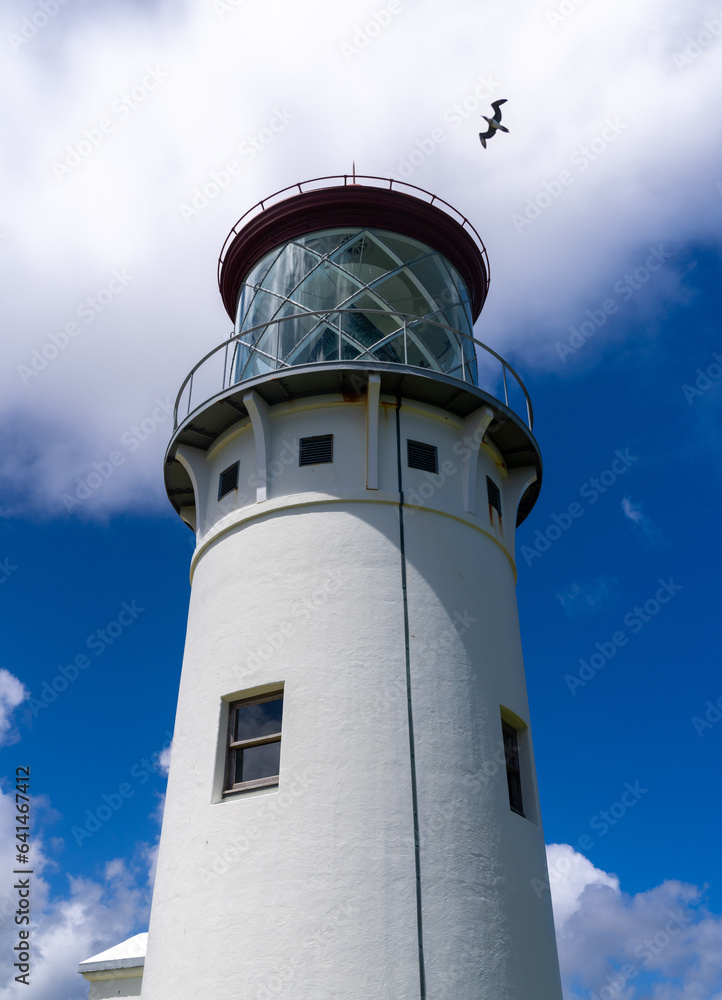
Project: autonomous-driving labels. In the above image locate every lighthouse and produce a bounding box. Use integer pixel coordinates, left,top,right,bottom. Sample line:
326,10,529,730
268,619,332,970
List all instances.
88,175,563,999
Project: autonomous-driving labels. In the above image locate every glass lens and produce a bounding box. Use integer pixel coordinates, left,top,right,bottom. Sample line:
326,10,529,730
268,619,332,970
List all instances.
235,697,283,742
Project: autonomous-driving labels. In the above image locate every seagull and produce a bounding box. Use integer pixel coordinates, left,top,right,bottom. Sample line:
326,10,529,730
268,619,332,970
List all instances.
479,99,509,149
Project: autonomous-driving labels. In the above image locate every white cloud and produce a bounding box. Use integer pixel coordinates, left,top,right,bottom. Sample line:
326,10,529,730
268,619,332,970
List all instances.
547,843,620,929
0,0,720,518
622,496,660,542
0,670,28,746
622,496,644,523
556,577,615,616
0,786,154,999
156,742,172,776
548,844,722,1000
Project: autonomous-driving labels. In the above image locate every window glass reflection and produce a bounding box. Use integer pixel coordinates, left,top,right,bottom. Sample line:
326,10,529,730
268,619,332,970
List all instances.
303,230,358,256
369,269,435,317
235,740,281,783
341,301,403,350
242,289,286,331
262,243,320,298
291,260,363,312
332,233,398,281
242,247,284,295
234,697,283,742
373,232,426,265
287,325,340,365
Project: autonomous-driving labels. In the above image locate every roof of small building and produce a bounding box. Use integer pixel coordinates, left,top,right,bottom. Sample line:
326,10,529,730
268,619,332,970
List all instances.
78,932,147,974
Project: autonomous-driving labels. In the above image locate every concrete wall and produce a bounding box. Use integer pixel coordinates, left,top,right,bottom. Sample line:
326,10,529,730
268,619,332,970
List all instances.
86,973,143,999
141,391,561,999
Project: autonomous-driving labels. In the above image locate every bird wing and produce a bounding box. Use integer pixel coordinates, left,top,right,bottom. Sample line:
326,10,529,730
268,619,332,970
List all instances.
479,126,494,140
491,99,507,122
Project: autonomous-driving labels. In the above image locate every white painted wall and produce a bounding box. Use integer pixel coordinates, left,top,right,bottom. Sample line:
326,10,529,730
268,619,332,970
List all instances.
85,973,143,999
141,390,561,999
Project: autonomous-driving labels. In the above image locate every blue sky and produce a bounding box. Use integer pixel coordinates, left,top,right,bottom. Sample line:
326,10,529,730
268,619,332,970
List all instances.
1,0,721,996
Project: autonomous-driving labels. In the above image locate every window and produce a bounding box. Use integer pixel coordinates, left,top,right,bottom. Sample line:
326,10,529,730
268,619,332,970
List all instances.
502,721,524,816
486,476,501,516
224,691,283,793
407,439,438,473
299,434,333,465
218,461,239,500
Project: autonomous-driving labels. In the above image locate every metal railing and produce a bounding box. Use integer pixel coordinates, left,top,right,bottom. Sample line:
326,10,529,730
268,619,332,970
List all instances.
217,173,490,303
173,309,533,432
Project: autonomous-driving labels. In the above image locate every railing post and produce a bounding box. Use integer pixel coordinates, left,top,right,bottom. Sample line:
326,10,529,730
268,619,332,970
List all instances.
338,312,342,361
502,364,509,407
223,341,229,390
187,372,194,419
403,320,408,365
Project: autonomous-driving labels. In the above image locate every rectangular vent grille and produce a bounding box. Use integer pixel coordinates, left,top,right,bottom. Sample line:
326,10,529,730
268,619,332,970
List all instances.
218,461,239,500
299,435,333,466
407,440,438,474
487,476,501,515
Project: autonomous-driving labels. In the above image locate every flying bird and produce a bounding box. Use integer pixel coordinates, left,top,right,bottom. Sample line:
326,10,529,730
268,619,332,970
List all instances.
479,99,508,149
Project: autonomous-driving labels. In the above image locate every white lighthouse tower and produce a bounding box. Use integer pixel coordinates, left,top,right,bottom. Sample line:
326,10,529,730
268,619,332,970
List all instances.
130,175,562,999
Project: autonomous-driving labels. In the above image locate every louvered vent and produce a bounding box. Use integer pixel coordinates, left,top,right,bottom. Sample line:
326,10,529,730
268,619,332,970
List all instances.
487,476,501,515
407,440,438,474
218,461,239,500
299,435,333,466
